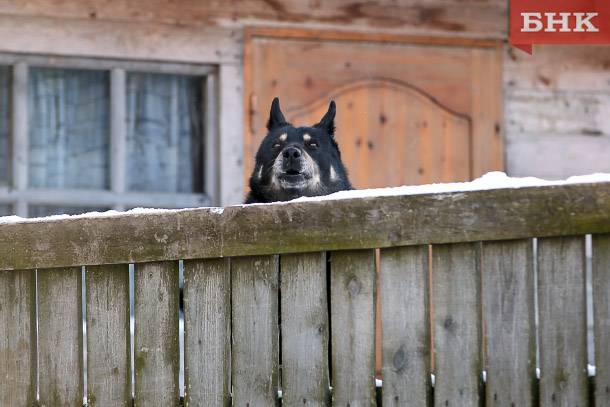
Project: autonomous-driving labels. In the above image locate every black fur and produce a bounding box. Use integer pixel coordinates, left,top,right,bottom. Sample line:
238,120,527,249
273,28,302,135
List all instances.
245,97,352,203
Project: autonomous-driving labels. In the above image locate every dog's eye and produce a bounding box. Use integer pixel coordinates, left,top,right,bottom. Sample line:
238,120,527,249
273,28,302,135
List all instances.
308,141,319,149
272,143,281,149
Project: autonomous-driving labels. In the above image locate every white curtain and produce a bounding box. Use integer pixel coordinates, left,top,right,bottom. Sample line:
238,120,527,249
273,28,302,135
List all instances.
28,67,110,189
126,72,203,193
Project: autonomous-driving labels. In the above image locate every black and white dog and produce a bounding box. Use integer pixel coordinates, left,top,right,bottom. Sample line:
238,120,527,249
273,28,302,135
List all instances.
245,97,352,203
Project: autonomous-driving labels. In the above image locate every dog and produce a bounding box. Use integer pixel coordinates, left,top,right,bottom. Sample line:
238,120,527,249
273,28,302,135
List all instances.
245,97,352,203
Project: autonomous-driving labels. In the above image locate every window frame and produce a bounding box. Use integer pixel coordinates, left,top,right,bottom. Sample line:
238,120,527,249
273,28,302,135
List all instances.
0,53,219,216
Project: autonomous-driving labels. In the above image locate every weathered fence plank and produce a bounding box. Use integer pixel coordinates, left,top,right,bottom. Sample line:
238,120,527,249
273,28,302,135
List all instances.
38,267,84,405
380,245,430,406
330,249,376,406
537,236,588,406
2,183,610,270
280,252,330,405
134,261,180,406
183,258,231,406
231,255,279,405
481,239,535,406
593,233,610,406
86,264,131,406
432,243,482,406
0,269,36,406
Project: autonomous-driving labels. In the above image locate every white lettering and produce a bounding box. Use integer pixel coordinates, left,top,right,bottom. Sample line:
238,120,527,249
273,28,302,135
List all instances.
521,12,543,32
544,12,571,32
573,12,599,32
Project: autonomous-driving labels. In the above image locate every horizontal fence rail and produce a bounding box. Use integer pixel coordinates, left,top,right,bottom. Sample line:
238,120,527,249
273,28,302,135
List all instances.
0,182,609,406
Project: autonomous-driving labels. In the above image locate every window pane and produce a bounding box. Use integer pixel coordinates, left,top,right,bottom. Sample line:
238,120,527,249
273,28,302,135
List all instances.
28,205,109,218
0,66,9,186
28,67,110,189
126,73,204,193
0,204,12,216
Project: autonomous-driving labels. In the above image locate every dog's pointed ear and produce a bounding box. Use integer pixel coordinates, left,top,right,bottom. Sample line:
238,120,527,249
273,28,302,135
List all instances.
267,97,288,131
315,101,336,136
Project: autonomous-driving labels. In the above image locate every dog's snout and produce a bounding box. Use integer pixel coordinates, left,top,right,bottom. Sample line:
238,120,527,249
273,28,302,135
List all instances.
282,146,301,160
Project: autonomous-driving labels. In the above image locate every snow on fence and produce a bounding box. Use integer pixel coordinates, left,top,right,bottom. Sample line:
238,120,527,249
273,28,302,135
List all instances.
1,176,610,406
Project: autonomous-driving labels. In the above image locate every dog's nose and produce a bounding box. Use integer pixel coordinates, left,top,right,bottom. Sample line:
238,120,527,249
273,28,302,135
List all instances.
282,146,301,160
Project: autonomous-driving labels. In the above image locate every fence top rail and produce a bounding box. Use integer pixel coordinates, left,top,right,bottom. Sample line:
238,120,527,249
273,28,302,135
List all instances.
1,181,610,271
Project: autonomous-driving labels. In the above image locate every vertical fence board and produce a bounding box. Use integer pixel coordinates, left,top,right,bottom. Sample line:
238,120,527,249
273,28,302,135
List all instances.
134,261,180,406
0,269,36,406
380,245,430,406
231,255,279,405
184,258,231,406
432,243,481,406
330,249,376,406
38,267,84,405
538,236,588,406
593,234,610,406
280,252,330,405
482,239,535,406
86,264,131,406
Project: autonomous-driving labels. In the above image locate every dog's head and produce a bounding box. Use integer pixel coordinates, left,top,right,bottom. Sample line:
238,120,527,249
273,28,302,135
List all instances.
246,97,351,203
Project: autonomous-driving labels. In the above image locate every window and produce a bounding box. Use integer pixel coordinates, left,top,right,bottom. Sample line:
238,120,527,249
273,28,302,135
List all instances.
0,55,217,217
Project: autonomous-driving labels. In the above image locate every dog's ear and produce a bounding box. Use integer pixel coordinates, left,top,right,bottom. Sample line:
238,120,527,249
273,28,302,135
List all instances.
315,101,336,136
267,97,289,131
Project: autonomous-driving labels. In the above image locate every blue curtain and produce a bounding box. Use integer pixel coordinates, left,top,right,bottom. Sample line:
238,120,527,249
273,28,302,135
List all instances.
0,66,9,187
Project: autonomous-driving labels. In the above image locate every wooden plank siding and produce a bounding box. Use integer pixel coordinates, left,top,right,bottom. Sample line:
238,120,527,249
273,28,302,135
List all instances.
0,269,36,406
183,258,231,406
330,250,376,405
1,183,610,271
231,255,279,405
380,245,430,406
37,267,84,406
280,252,330,405
86,264,131,406
432,243,482,406
134,261,180,406
593,234,610,406
537,236,588,406
481,239,535,406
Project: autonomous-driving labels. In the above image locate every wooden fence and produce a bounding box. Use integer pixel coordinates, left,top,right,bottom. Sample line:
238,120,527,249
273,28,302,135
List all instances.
1,182,610,406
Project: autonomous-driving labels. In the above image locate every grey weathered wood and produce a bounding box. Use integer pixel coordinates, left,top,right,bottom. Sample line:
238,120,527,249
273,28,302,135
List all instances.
37,266,84,405
1,183,610,271
537,236,588,406
231,255,279,405
592,234,610,406
183,258,231,406
0,269,36,406
134,261,180,406
481,239,535,407
86,264,131,406
280,252,329,405
432,243,481,406
380,245,430,406
330,249,376,406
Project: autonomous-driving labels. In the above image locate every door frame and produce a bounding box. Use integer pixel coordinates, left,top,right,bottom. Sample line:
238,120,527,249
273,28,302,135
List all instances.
243,26,505,187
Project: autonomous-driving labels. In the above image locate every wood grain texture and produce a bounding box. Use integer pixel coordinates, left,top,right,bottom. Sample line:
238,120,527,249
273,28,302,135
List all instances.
280,252,330,405
37,267,84,406
432,243,481,406
183,258,231,406
1,183,610,271
231,255,279,406
86,264,131,406
481,239,535,407
134,261,180,406
380,245,430,406
330,250,376,406
592,234,610,406
0,1,507,39
0,269,36,406
537,236,588,406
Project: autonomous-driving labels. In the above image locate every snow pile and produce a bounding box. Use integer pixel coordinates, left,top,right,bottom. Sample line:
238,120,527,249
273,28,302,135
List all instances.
1,171,609,224
293,171,610,202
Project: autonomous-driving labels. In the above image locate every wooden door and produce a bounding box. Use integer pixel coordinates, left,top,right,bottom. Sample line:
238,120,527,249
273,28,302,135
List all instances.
244,28,504,189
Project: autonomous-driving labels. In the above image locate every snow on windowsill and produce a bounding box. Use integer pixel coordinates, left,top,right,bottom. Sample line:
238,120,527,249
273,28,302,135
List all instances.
1,171,610,225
